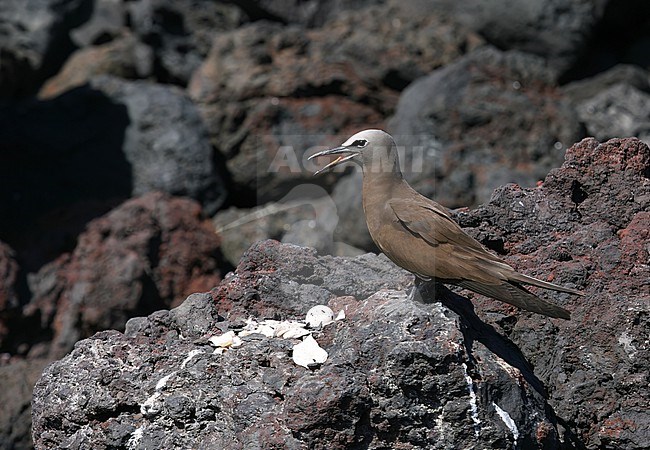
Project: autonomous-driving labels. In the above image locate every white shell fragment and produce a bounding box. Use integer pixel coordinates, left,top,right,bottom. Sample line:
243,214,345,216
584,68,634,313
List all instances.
208,331,242,349
306,305,335,328
239,318,310,339
292,335,328,368
274,321,311,339
207,309,338,366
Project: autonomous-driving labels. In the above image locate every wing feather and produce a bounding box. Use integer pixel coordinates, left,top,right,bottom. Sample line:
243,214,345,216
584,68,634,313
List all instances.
389,198,511,283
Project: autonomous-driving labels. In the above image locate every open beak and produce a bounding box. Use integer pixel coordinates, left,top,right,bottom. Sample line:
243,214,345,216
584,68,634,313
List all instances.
308,146,360,175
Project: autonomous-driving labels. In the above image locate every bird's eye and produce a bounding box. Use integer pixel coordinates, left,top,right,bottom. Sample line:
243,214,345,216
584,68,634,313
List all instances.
351,139,368,148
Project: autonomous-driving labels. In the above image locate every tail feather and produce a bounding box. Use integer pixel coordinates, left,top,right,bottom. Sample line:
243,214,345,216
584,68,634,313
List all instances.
457,280,571,320
507,272,584,296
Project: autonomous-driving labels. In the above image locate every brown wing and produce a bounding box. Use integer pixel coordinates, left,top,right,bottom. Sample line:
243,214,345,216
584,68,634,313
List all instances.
389,198,513,285
389,197,574,319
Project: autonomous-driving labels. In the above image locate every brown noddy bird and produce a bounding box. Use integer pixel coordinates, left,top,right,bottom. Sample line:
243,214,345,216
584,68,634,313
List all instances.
309,129,583,319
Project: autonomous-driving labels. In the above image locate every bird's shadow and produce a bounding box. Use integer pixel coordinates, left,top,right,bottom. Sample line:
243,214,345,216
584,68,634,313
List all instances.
415,280,548,398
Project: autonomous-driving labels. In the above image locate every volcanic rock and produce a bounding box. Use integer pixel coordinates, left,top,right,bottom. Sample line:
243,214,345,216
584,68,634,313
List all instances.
0,0,90,97
32,243,559,449
0,241,21,350
25,192,224,360
417,0,607,74
389,46,584,208
453,137,650,449
189,6,483,201
32,137,650,449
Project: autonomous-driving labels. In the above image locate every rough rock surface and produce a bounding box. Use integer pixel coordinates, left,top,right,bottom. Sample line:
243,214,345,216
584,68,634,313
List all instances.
1,76,225,273
421,0,607,74
561,62,650,147
25,192,223,360
0,241,21,349
32,138,650,449
126,0,245,84
38,32,155,99
389,46,584,208
0,0,90,97
562,64,650,105
189,5,483,201
90,76,227,214
33,243,560,449
574,84,650,145
452,137,650,449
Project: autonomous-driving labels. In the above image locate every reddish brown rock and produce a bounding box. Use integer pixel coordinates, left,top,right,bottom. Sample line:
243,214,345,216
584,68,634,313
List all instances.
25,192,223,359
189,6,484,201
0,358,50,450
38,32,154,99
453,137,650,449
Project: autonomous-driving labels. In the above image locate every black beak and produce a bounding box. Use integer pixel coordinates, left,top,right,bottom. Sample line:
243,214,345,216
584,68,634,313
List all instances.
308,146,360,175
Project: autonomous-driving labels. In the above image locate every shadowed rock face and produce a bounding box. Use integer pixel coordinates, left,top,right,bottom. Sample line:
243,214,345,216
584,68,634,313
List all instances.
32,138,649,449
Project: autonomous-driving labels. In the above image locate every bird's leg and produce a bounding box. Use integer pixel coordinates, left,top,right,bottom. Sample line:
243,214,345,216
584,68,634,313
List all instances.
407,285,418,302
408,277,426,303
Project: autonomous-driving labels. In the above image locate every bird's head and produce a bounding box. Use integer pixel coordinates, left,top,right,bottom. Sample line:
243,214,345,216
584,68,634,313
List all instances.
309,129,401,176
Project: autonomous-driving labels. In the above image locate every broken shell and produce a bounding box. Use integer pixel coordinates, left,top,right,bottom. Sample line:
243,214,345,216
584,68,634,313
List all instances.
209,331,241,348
292,335,328,368
335,310,345,320
274,322,310,339
306,305,335,328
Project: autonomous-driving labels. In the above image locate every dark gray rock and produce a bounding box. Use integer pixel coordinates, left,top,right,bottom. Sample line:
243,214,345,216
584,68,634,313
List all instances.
212,240,412,323
33,251,561,449
0,76,225,274
420,0,607,74
562,64,650,145
91,76,227,214
0,0,91,97
127,0,244,84
562,64,650,104
574,84,650,144
388,46,584,208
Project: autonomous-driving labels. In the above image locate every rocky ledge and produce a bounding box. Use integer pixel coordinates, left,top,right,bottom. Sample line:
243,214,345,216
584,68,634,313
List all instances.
32,138,649,449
